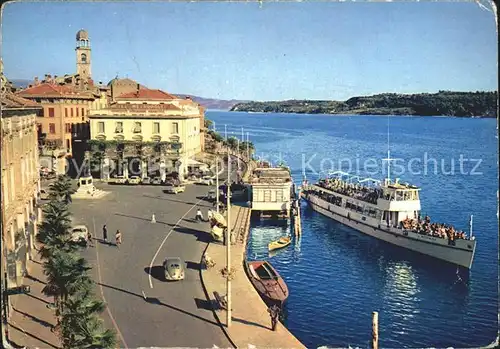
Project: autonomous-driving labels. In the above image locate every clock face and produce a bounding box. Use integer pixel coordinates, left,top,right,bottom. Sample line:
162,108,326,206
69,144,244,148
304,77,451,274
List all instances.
81,53,87,63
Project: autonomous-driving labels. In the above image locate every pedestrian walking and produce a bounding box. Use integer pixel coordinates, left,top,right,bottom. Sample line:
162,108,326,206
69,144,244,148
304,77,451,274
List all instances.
207,209,213,222
267,304,280,331
87,230,94,248
115,229,122,248
195,208,204,222
103,224,108,243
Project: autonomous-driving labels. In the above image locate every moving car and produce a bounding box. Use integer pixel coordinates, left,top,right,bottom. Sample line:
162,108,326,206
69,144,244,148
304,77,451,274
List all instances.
70,225,89,243
142,177,151,185
39,189,50,200
163,257,185,281
165,183,186,194
128,176,141,185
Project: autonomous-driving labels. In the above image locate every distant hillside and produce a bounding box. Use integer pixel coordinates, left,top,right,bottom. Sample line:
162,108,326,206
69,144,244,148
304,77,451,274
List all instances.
230,91,498,118
10,79,32,89
10,78,244,110
176,94,248,110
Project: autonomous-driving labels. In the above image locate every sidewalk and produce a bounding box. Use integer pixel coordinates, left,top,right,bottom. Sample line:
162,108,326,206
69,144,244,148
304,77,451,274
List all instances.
201,205,305,349
7,251,61,349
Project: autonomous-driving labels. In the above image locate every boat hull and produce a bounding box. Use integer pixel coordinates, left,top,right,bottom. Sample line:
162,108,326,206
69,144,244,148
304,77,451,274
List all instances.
268,237,291,251
303,194,475,269
245,261,289,307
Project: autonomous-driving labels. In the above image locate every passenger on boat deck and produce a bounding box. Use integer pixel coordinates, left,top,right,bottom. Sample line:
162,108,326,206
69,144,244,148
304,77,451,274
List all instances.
318,179,380,205
401,217,467,240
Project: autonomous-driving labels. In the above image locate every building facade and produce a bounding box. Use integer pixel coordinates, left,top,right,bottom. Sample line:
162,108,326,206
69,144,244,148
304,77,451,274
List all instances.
88,78,204,179
15,29,102,172
1,90,43,289
250,167,293,215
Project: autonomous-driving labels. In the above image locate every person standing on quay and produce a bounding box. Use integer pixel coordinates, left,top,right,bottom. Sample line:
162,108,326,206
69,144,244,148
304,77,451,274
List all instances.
115,230,122,248
103,224,108,243
268,304,280,331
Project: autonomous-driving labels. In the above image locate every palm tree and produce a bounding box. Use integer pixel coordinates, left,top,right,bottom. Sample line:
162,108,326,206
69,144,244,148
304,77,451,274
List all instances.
37,200,78,260
60,288,111,348
49,175,75,204
226,137,238,151
67,316,116,349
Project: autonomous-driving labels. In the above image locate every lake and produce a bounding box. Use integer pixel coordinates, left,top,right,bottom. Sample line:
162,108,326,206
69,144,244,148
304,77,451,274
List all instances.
207,111,498,348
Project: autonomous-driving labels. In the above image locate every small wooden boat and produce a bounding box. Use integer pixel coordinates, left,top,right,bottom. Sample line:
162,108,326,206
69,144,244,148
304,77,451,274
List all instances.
246,260,289,307
268,236,291,251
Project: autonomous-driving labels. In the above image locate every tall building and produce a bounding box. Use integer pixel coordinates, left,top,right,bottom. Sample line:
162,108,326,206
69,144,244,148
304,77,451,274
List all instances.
88,78,205,180
1,81,43,290
75,29,91,82
16,29,101,169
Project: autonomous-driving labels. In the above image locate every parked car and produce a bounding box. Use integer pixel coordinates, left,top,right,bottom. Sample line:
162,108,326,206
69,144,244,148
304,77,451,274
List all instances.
110,175,127,184
165,183,185,194
39,189,50,200
196,176,215,186
151,177,162,185
142,177,151,185
163,257,185,281
128,176,141,185
70,225,88,244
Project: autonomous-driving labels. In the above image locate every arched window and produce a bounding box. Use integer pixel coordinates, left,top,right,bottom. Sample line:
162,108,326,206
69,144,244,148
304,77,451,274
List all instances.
81,53,87,63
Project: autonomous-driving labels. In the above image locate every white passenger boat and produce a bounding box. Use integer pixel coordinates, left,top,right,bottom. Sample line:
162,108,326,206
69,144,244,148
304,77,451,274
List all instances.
300,170,477,269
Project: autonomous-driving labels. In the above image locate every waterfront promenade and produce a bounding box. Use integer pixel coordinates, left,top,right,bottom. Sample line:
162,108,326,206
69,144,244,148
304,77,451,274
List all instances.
201,203,305,348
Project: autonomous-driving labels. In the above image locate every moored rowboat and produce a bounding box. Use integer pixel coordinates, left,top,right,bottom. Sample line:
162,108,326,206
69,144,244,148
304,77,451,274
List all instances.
268,236,291,251
245,260,289,307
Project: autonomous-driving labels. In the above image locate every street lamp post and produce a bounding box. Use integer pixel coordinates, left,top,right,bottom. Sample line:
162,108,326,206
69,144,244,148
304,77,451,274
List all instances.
226,150,232,327
215,157,219,213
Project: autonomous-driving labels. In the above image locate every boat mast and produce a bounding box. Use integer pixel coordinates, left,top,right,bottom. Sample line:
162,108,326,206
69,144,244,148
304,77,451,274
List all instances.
469,214,474,240
382,115,395,184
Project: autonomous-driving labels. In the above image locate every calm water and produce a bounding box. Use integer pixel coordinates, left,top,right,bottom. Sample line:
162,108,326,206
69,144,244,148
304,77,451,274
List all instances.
207,111,498,348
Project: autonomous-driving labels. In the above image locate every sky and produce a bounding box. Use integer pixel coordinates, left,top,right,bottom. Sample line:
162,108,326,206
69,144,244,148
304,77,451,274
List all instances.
1,1,497,101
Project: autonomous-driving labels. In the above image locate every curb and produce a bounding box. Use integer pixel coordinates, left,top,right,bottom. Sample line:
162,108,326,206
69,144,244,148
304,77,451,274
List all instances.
198,242,237,349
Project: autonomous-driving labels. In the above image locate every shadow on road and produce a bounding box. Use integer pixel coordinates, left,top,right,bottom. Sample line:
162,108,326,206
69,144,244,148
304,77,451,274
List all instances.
12,307,54,329
25,274,46,285
174,226,212,243
185,261,201,270
94,238,115,246
8,322,59,349
194,297,214,311
114,213,172,226
97,282,221,327
232,317,270,330
142,194,198,206
144,266,165,282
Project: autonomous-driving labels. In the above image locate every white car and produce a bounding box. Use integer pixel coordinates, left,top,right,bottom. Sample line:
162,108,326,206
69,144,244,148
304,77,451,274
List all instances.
196,176,215,186
163,257,185,281
109,175,127,184
70,225,88,243
128,176,141,185
165,183,186,194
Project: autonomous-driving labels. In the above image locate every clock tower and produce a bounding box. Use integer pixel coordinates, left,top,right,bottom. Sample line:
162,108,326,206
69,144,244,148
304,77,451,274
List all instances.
75,29,91,81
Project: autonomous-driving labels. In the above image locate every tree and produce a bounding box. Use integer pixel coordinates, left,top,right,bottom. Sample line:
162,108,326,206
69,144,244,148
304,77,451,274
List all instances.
37,200,79,260
49,175,76,204
226,137,238,150
61,288,116,349
42,251,93,309
204,119,213,129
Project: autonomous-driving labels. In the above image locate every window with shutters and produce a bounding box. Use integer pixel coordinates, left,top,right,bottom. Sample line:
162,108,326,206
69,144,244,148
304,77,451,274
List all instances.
172,122,179,134
153,122,160,134
98,122,105,133
48,108,55,117
49,123,56,134
115,122,123,133
133,122,142,133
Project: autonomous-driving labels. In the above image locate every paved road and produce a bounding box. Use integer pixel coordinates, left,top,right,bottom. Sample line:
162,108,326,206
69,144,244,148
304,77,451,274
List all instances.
71,183,233,348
